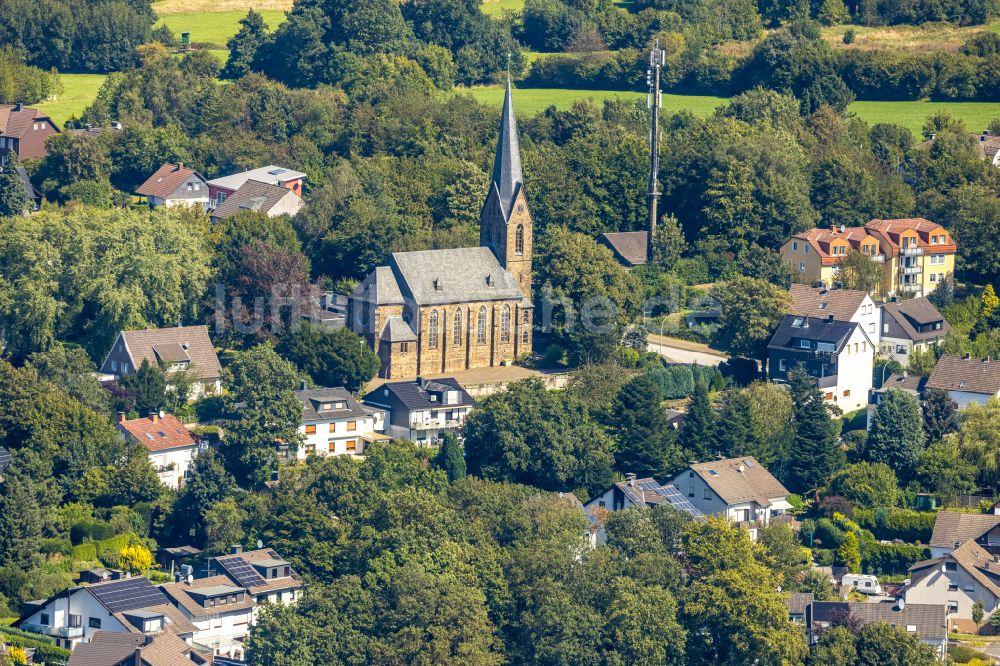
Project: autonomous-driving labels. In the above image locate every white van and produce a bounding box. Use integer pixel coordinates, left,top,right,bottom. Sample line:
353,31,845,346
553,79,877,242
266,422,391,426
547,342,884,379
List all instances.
842,574,882,596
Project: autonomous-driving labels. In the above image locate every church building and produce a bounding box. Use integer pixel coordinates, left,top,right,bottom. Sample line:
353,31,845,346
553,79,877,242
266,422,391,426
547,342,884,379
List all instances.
348,80,533,379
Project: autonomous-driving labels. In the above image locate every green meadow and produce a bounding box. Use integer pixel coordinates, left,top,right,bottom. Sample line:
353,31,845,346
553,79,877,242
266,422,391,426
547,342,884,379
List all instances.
37,74,108,126
154,9,288,48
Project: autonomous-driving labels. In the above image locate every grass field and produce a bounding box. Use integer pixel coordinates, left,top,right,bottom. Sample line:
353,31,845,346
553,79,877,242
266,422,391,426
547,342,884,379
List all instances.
37,74,107,126
482,0,525,17
155,9,288,48
465,85,1000,136
822,19,1000,52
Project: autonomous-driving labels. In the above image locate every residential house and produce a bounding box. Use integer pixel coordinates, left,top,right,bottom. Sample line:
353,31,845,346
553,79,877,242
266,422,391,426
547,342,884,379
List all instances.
158,576,254,661
867,372,927,429
116,412,204,488
926,354,1000,410
15,577,197,651
99,326,222,399
665,457,792,541
294,386,385,459
928,511,1000,558
903,540,1000,628
781,218,956,297
362,377,475,445
14,165,41,212
596,231,649,267
0,103,60,163
787,592,814,624
879,297,950,364
206,166,305,209
920,130,1000,167
212,547,303,607
767,315,874,412
805,600,947,661
66,631,200,666
583,474,704,545
209,180,304,223
788,283,880,343
135,163,209,209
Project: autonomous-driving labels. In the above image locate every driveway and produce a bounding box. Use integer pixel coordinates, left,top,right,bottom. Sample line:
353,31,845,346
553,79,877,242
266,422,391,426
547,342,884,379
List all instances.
647,334,728,366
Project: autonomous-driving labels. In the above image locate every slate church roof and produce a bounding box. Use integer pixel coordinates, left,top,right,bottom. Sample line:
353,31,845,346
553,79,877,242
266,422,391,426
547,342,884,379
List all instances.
491,77,523,220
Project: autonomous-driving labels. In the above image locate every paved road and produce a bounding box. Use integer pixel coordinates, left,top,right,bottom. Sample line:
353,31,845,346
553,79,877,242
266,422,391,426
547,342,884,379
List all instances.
647,334,728,366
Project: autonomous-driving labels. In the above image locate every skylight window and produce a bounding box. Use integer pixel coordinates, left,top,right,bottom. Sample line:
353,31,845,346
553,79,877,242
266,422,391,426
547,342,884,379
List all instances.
145,433,154,440
708,469,718,476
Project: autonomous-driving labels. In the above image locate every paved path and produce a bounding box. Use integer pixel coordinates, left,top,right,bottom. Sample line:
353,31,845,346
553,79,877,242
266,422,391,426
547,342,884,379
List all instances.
647,334,728,366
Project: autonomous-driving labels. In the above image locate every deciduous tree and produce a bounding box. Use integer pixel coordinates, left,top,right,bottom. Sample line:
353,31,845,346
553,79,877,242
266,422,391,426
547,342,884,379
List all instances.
711,276,790,364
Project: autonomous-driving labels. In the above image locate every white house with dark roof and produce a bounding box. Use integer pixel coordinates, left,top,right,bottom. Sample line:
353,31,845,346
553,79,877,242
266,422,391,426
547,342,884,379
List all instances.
926,354,1000,410
767,314,874,412
666,457,791,540
116,412,205,488
879,297,950,364
99,326,222,399
15,577,196,651
788,284,880,343
583,474,704,545
294,386,385,458
903,540,1000,626
362,377,475,444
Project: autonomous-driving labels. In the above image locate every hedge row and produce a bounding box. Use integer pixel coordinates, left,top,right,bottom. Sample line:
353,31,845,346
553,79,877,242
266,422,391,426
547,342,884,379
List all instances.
863,542,930,576
71,533,135,563
853,508,936,544
0,626,70,666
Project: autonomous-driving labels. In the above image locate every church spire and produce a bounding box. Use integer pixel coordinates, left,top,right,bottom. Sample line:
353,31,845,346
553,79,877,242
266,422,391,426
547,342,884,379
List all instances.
490,77,523,218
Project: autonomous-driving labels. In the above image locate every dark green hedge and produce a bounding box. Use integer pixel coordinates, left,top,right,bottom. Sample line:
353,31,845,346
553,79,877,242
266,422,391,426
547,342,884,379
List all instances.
854,508,936,544
862,542,930,576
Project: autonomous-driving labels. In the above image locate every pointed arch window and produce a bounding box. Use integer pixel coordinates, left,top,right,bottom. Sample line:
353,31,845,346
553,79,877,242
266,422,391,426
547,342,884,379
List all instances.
428,309,439,349
515,225,524,255
500,305,511,343
522,311,531,344
477,306,487,345
453,309,463,347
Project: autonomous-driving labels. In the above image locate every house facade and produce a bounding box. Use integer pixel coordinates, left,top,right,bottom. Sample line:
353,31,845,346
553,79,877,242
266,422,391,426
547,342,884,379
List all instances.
362,377,475,445
926,354,1000,410
206,165,305,209
788,284,880,343
116,412,204,488
0,103,60,163
879,297,951,364
135,163,209,209
781,218,956,297
767,315,875,412
903,541,1000,625
928,511,1000,558
665,457,792,540
209,179,303,222
99,326,222,399
805,600,947,661
294,386,384,459
348,80,532,380
15,577,195,651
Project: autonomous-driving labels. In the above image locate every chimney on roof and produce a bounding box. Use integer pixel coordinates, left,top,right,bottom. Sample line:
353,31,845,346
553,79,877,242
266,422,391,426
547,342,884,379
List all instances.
827,314,834,323
300,380,308,391
14,102,22,112
148,412,158,423
625,472,636,487
117,411,126,423
902,371,907,379
965,352,972,360
230,544,243,554
738,462,745,474
177,162,183,170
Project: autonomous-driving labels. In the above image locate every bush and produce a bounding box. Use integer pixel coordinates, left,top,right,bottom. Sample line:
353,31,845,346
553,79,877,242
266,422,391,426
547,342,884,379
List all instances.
71,542,97,562
0,626,70,666
814,517,847,549
862,542,929,575
70,521,115,545
843,29,856,45
814,548,835,566
949,644,989,664
853,508,936,543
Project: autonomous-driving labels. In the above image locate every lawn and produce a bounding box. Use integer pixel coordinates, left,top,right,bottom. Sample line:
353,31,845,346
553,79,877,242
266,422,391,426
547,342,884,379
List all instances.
482,0,525,17
464,85,999,136
460,86,729,117
154,9,288,48
37,74,107,126
822,19,1000,52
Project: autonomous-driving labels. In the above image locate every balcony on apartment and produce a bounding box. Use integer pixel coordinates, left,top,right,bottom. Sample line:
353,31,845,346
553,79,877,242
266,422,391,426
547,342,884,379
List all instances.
410,418,463,431
899,265,923,276
900,246,924,256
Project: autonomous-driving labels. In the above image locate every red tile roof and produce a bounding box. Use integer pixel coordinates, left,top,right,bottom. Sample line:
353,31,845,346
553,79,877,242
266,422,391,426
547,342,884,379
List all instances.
0,104,58,138
135,163,204,199
118,413,198,452
789,218,955,263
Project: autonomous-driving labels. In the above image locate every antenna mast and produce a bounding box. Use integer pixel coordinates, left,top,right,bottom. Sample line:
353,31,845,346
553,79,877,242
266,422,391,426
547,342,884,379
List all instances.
646,40,665,263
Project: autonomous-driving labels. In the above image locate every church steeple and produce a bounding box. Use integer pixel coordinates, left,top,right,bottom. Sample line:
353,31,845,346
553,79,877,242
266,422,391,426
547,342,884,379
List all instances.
480,77,532,297
490,77,523,219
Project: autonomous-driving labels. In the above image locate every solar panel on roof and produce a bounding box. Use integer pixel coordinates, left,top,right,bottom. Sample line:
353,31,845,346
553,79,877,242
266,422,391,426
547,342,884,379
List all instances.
216,556,266,588
638,481,659,491
655,485,705,518
90,578,168,613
